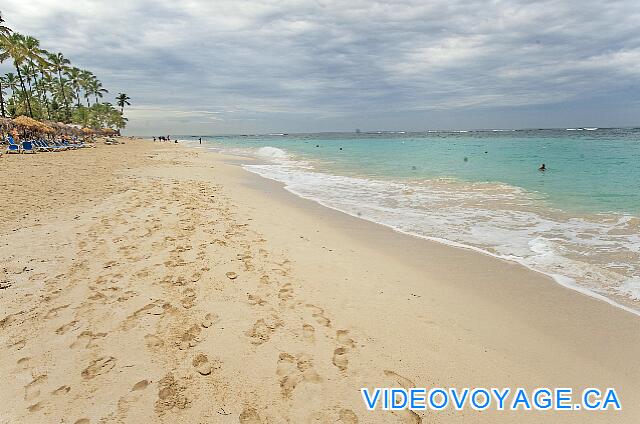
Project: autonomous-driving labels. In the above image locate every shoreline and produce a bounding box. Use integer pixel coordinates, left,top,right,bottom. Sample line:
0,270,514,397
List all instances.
267,180,640,318
186,140,640,318
1,140,638,423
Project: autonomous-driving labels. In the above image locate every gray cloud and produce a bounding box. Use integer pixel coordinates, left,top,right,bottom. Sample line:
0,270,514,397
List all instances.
2,0,640,133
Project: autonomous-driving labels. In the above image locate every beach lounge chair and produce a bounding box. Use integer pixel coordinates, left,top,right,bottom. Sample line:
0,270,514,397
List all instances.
22,141,36,154
6,136,20,153
39,140,57,151
51,140,68,150
34,140,52,152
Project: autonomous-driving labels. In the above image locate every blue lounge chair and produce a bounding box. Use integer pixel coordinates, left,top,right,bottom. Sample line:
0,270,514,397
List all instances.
51,140,68,150
6,135,20,153
22,141,36,154
43,140,62,151
34,140,52,152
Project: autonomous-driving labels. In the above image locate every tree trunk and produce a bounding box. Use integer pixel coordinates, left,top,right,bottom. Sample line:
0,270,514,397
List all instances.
31,66,46,119
38,70,52,120
0,80,6,117
57,69,70,121
15,65,34,118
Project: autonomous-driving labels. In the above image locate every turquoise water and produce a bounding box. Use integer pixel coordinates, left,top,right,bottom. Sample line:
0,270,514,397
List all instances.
193,129,640,214
181,129,640,315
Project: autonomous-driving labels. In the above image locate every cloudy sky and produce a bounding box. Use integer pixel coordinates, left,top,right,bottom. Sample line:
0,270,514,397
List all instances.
2,0,640,134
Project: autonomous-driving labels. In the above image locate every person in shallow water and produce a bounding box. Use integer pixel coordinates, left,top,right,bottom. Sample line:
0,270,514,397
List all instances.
539,163,546,171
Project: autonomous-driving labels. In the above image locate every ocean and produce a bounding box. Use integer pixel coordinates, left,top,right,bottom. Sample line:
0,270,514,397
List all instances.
180,128,640,315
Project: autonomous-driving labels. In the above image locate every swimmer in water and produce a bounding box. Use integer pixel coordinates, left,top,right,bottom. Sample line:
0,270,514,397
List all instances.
539,163,546,171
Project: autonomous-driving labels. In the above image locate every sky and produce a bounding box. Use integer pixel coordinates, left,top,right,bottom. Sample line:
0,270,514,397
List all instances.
1,0,640,134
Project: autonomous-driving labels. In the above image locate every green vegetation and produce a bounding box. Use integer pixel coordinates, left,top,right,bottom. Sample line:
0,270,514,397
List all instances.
0,12,130,131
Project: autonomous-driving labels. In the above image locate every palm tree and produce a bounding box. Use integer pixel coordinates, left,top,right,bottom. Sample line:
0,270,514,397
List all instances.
87,79,108,105
79,69,95,106
3,72,19,93
0,12,11,36
21,35,48,117
115,92,131,114
51,76,74,119
38,71,55,119
19,64,34,93
48,52,71,121
34,48,53,118
4,72,20,116
66,66,84,106
0,32,34,117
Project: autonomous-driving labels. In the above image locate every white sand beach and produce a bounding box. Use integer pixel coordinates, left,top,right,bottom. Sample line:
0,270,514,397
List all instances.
1,140,638,423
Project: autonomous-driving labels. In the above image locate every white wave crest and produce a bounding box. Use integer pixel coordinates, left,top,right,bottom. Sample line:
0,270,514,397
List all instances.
256,146,290,160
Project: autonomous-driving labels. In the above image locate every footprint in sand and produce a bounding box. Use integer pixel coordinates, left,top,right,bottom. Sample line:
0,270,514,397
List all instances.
277,283,294,303
132,380,150,391
336,330,355,348
239,407,262,424
181,288,197,309
302,324,315,342
201,312,219,328
276,353,301,396
178,325,202,350
55,320,80,335
297,354,321,383
383,370,422,423
332,348,349,371
192,353,219,376
71,331,107,349
247,293,266,306
45,304,70,319
383,369,416,389
52,385,71,395
276,352,321,397
245,316,283,345
74,419,90,424
338,409,359,423
81,356,116,379
24,374,47,401
305,304,331,327
145,334,164,349
27,402,43,412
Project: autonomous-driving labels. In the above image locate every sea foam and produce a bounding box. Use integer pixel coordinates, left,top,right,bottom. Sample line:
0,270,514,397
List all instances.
242,146,640,316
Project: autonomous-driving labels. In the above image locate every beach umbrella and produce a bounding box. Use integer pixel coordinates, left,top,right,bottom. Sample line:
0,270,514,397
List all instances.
100,127,117,136
12,116,54,138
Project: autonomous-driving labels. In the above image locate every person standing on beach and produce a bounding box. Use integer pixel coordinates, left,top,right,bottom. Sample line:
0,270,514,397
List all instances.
199,137,202,144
